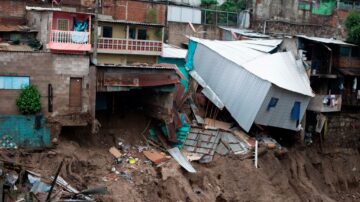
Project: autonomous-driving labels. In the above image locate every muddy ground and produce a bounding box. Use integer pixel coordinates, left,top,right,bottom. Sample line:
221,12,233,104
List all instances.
3,112,360,201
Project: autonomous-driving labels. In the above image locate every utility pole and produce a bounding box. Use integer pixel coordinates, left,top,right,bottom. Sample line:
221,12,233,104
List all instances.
92,0,99,65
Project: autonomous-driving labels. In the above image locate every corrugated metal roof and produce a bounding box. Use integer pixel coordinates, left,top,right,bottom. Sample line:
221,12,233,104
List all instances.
191,38,313,97
161,44,188,59
219,26,270,38
297,35,356,46
0,25,34,32
192,43,271,131
98,15,164,27
97,63,177,70
190,38,313,131
220,39,282,53
243,52,314,97
190,37,267,64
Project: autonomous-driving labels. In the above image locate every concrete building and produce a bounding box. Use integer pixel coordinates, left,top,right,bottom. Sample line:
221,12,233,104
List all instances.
0,7,94,148
249,0,358,39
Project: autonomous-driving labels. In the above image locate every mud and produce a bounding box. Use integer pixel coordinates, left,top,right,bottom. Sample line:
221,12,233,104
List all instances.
3,111,360,201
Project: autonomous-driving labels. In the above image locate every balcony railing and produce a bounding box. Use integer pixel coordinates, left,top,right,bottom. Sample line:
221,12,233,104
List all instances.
97,38,162,55
307,94,342,112
48,30,91,52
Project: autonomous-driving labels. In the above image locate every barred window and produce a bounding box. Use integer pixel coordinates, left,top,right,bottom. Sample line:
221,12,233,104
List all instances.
57,19,69,31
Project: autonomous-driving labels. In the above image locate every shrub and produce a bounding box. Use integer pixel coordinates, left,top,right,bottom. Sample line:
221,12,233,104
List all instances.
16,85,42,114
345,11,360,45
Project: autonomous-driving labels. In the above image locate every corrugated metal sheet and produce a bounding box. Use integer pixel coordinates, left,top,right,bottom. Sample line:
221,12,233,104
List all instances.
193,44,271,131
255,86,310,130
167,5,201,24
191,38,313,97
243,52,314,97
0,115,51,148
98,18,164,27
297,35,356,46
219,26,270,39
0,25,32,32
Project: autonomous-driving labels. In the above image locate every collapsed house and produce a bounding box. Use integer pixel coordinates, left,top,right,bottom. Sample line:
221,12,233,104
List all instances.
186,38,314,132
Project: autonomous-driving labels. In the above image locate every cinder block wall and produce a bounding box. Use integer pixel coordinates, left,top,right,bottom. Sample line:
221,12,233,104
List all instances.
0,52,91,116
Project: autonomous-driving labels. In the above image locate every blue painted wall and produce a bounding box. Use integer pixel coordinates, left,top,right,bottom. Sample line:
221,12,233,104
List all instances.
0,115,51,148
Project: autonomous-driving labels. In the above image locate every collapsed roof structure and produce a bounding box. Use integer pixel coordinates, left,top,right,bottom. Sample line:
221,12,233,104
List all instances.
186,38,314,132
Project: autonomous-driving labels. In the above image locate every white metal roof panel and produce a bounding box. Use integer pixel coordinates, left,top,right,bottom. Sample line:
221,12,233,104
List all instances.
243,52,314,97
161,44,188,59
297,35,356,46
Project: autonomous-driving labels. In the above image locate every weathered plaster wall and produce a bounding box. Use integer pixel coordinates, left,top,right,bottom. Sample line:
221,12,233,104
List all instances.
166,22,221,47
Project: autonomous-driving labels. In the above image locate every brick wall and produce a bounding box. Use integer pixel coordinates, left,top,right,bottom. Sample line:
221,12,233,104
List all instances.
0,52,91,118
0,0,26,25
102,0,166,25
166,22,221,47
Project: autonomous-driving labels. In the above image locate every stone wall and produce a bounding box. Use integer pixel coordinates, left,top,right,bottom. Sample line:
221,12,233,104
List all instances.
325,112,360,149
249,0,349,39
0,52,91,119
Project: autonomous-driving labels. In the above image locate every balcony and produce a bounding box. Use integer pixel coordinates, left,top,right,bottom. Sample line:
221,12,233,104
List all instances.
48,30,91,52
97,38,162,56
307,94,342,112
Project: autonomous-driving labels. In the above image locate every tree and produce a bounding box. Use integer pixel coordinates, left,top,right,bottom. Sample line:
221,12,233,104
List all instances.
16,85,42,114
220,0,247,12
201,0,218,8
345,11,360,44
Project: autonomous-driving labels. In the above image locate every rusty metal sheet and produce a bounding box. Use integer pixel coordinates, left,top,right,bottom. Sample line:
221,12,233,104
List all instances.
104,73,179,87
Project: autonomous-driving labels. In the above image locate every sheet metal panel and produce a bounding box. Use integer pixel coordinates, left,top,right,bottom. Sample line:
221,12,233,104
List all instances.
255,85,311,130
193,44,271,132
167,5,201,24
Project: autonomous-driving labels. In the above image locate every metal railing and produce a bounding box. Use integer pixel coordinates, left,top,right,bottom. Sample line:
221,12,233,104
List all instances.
50,30,90,45
201,9,238,26
97,38,162,54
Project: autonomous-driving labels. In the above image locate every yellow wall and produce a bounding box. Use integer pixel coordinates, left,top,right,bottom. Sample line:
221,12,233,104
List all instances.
99,22,126,38
97,54,157,65
127,55,157,65
98,54,127,65
99,22,162,41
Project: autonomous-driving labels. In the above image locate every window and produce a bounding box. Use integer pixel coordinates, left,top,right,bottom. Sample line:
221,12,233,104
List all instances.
298,0,312,10
129,28,147,40
291,101,301,121
351,47,360,58
137,29,147,40
57,19,69,31
0,76,29,90
102,26,113,38
340,47,350,57
267,97,279,111
129,28,136,39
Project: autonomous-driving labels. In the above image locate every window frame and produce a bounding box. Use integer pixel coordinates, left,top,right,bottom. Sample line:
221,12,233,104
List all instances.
57,18,70,31
0,76,30,90
102,26,113,38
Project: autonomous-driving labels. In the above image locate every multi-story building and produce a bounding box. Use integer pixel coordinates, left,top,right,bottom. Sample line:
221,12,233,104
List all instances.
0,5,95,148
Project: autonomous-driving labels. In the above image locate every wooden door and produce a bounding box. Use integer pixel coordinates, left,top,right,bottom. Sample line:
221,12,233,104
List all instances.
69,78,82,108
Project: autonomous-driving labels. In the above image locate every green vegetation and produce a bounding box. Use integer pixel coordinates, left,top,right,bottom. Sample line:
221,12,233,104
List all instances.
201,0,218,8
345,11,360,45
16,85,42,114
220,0,246,12
145,8,158,24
